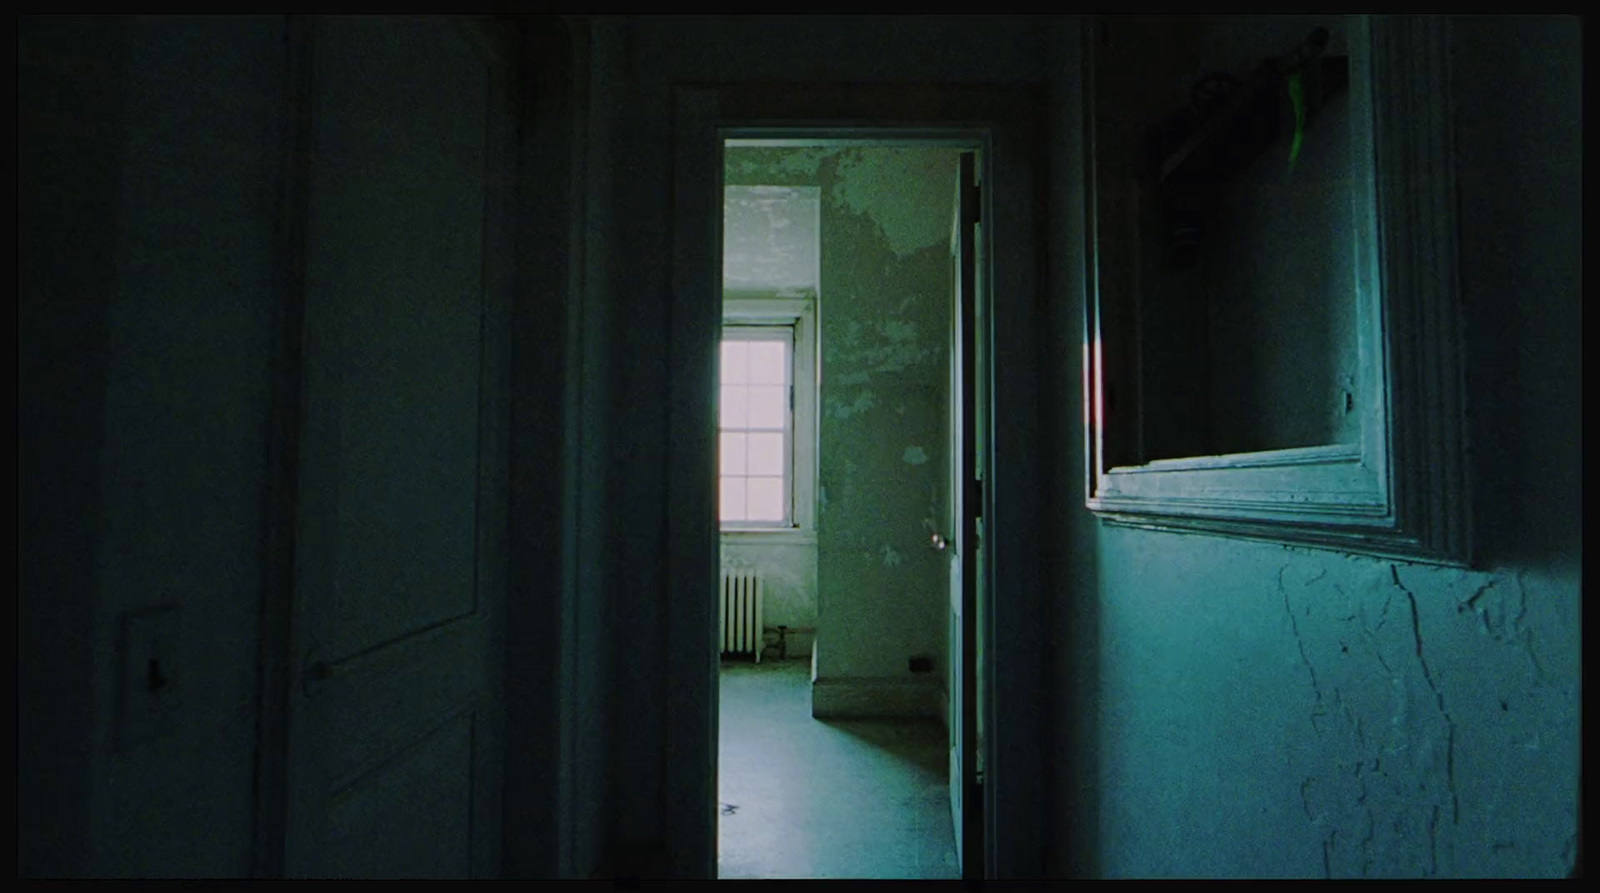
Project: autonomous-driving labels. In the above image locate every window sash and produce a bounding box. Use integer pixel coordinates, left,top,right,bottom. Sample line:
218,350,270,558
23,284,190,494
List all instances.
720,326,794,527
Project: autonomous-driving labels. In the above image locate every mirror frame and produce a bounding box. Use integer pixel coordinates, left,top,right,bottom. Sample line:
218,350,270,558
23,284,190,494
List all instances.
1082,15,1471,566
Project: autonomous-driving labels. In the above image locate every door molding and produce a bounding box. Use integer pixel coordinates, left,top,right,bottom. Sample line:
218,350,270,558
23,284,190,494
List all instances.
252,14,314,878
668,84,1047,879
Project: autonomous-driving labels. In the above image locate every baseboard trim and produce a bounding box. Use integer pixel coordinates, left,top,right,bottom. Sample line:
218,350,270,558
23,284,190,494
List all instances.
810,676,943,719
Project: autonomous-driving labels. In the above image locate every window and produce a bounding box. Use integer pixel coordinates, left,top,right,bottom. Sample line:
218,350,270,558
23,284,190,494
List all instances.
719,327,793,525
720,297,817,536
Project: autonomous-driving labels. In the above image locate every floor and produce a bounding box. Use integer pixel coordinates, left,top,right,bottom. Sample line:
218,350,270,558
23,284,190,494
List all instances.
716,658,959,880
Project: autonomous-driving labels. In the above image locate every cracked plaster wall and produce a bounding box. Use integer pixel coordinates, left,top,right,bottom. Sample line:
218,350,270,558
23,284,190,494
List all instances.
726,146,958,686
1057,16,1581,878
1089,536,1578,877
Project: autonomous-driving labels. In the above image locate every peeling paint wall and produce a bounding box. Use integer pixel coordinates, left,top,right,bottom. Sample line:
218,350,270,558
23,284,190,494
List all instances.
726,146,958,690
724,185,820,295
1049,15,1581,879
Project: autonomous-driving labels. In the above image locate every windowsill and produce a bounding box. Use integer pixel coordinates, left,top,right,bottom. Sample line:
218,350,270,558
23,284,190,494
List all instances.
719,528,817,546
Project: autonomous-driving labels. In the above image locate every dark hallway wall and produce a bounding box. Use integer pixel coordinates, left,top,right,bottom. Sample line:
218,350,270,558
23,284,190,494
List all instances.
20,16,290,876
20,15,558,879
20,16,123,876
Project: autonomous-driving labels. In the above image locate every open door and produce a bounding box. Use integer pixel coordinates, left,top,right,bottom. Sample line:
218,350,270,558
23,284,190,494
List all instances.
277,18,510,878
946,151,983,881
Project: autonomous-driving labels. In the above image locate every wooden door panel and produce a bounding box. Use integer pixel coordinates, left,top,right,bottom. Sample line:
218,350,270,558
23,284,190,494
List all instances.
307,619,485,790
286,16,507,878
302,16,488,658
324,711,476,879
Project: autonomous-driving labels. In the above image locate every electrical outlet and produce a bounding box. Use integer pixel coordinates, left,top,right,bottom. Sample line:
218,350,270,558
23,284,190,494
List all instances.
119,605,182,748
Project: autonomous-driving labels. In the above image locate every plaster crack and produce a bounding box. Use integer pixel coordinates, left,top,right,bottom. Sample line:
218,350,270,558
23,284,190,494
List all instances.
1512,569,1529,629
1358,800,1376,877
1341,698,1359,734
1448,726,1459,823
1372,591,1393,633
1522,627,1547,685
1392,566,1421,653
1460,571,1529,643
1394,563,1461,833
1458,579,1495,614
1428,803,1440,876
1367,635,1393,675
1281,565,1326,731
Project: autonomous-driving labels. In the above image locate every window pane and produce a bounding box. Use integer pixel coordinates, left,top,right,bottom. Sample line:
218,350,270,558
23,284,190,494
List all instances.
747,432,784,476
720,385,748,429
747,340,787,384
720,476,747,521
719,327,797,529
747,385,787,429
719,432,747,476
746,477,785,521
721,341,749,385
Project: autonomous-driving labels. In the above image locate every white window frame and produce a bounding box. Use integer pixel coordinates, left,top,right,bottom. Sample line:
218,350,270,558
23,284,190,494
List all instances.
720,295,817,543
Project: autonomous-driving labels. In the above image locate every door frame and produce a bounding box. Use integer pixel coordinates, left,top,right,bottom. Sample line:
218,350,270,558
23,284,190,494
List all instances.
667,84,1047,879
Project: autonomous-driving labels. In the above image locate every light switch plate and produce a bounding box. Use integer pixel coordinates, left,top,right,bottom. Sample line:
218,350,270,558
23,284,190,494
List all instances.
118,605,182,749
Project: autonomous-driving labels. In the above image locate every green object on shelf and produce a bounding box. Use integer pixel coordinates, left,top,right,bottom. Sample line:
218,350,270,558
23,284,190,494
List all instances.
1287,72,1307,174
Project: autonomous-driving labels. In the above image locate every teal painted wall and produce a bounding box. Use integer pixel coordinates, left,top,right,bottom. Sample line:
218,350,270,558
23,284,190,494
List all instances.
1047,15,1581,877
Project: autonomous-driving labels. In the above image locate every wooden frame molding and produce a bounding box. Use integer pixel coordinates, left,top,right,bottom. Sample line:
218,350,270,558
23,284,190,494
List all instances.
1083,15,1471,565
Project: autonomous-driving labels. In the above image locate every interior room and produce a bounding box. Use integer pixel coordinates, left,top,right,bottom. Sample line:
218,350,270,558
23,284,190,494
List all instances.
715,144,968,879
19,14,1581,880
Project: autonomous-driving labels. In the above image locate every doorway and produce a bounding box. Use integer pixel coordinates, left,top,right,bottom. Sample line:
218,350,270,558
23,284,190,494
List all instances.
712,139,985,879
664,84,1046,880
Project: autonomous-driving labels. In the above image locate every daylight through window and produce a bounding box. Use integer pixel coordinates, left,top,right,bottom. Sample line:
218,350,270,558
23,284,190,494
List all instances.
720,328,793,525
